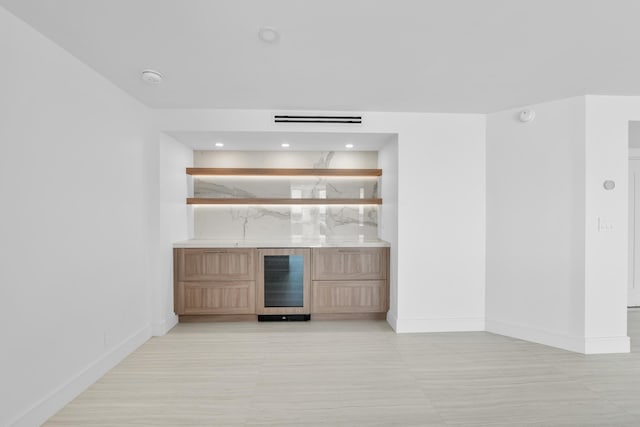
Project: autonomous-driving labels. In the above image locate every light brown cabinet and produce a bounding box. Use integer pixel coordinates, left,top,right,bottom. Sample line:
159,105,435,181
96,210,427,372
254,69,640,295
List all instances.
312,247,388,281
177,248,255,281
311,247,389,317
176,281,255,315
174,246,390,321
311,280,388,314
174,248,256,318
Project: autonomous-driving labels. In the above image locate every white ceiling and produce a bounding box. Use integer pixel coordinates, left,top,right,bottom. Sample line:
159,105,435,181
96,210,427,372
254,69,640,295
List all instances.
3,0,640,113
167,131,395,151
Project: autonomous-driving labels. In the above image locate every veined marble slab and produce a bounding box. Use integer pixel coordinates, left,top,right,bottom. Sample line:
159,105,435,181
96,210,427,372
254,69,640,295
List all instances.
173,238,390,248
191,151,381,241
193,205,378,240
193,176,378,199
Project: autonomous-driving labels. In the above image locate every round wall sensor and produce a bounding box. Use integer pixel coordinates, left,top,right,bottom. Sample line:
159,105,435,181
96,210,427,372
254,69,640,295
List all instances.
519,109,536,123
258,27,280,43
603,180,616,190
141,69,163,84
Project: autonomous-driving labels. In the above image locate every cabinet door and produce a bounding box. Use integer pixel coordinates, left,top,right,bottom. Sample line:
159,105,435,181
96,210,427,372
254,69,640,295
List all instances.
177,248,255,281
176,281,256,315
311,280,388,313
312,248,388,281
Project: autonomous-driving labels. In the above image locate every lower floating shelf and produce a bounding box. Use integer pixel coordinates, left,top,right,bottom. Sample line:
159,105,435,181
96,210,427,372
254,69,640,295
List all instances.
187,198,382,205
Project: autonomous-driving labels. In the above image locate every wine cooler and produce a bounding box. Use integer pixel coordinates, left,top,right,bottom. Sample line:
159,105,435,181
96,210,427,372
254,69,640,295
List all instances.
256,248,310,320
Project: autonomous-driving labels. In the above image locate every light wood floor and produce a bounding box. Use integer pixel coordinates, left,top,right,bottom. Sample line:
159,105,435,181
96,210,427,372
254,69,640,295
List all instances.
46,310,640,426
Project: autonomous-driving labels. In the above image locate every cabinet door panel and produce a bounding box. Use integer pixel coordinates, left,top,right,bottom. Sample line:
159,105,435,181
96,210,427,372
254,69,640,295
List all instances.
177,248,255,281
312,248,388,281
177,281,255,315
311,280,388,313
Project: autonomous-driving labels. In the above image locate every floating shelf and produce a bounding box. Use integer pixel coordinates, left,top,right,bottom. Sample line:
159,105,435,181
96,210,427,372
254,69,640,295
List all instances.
187,168,382,177
188,198,383,205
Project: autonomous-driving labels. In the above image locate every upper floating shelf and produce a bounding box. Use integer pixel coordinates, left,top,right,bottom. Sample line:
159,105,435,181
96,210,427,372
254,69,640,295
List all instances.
186,168,382,177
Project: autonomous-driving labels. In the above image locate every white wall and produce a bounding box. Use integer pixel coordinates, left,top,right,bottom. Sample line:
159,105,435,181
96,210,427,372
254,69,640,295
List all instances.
486,96,587,352
153,110,487,333
394,116,486,332
583,96,637,353
0,7,155,426
378,137,399,322
486,95,632,354
154,133,193,335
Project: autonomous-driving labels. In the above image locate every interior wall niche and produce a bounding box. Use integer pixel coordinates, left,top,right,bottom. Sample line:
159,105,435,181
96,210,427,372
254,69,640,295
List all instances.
192,151,380,241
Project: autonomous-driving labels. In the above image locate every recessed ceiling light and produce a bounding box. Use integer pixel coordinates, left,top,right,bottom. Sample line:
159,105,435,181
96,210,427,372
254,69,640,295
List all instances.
345,143,354,149
258,27,280,43
281,143,290,148
141,69,163,84
215,142,224,147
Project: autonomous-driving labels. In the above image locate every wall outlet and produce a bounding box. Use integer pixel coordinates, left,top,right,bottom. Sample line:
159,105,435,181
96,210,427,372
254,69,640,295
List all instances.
598,217,615,232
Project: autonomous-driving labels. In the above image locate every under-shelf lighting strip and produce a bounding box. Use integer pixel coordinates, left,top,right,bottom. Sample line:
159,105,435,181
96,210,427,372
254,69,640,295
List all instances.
186,168,382,205
186,168,382,177
187,198,382,206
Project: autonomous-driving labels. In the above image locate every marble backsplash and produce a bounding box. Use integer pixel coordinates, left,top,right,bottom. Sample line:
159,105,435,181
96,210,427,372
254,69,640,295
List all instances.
194,205,378,240
194,177,377,199
192,151,380,241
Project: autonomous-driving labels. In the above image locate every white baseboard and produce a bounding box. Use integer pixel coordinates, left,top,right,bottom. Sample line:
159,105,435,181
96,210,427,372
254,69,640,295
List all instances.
10,325,151,427
395,316,485,333
486,318,584,353
386,311,398,331
584,336,630,354
152,314,179,337
486,319,630,354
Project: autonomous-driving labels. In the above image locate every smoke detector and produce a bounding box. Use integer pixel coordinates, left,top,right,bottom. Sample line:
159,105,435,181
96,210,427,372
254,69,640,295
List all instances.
141,69,163,84
519,109,535,123
258,27,280,43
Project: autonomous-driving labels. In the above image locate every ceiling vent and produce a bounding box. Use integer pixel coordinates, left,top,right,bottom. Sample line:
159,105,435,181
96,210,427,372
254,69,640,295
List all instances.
274,114,362,124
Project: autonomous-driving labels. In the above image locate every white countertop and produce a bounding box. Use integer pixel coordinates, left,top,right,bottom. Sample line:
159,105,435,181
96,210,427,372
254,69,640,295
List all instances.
173,238,390,248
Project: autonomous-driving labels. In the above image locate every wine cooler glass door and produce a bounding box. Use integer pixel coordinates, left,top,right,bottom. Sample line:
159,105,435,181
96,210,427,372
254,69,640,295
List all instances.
257,248,310,314
264,255,304,307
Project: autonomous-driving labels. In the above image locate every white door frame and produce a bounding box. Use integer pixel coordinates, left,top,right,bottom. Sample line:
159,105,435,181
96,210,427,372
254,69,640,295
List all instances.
628,154,640,306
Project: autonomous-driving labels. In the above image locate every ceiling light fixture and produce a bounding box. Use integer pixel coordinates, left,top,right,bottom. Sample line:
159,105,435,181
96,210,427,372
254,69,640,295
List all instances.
345,143,354,149
215,142,224,147
281,143,290,148
258,27,280,43
141,69,163,84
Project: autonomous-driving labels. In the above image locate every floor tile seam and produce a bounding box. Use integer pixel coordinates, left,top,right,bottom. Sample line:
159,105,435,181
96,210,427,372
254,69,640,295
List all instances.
577,381,640,422
392,343,449,424
532,354,601,390
422,393,640,423
241,337,269,424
